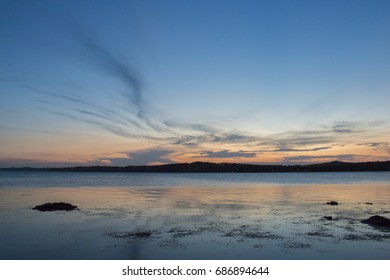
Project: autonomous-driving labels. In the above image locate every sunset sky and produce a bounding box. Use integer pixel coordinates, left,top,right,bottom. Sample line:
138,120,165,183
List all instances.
1,0,390,167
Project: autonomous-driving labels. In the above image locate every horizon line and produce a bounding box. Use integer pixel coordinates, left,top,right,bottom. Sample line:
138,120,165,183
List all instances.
1,160,390,170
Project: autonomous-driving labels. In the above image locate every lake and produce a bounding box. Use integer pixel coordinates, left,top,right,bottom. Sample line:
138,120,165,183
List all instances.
0,171,390,259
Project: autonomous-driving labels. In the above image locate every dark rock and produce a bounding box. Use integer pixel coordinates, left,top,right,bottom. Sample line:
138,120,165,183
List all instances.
168,228,200,238
344,233,390,241
108,231,154,238
365,202,373,205
33,202,78,212
326,201,338,206
283,242,311,249
361,215,390,228
306,231,333,237
323,216,333,220
134,231,153,238
224,229,281,239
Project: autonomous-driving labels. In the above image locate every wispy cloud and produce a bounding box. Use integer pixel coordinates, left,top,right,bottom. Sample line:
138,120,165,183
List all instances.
75,32,143,109
164,121,220,134
0,125,56,135
32,30,169,139
49,110,135,138
99,149,176,166
26,84,150,137
274,146,332,152
282,154,358,163
22,51,390,165
260,121,384,152
331,121,363,134
358,142,390,155
199,150,256,159
0,158,88,168
171,131,259,147
171,126,335,150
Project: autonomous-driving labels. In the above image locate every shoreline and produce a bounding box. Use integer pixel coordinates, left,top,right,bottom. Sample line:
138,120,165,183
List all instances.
1,182,390,260
1,160,390,173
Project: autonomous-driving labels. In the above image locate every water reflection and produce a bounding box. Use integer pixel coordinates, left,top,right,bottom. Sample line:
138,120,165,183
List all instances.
0,182,390,259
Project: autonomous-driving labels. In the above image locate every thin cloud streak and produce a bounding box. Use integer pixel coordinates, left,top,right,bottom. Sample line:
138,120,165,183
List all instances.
199,150,256,159
358,142,390,155
274,147,332,152
75,32,167,133
98,149,176,166
0,125,57,135
164,121,220,134
282,154,358,163
76,32,142,108
34,30,168,139
26,85,148,135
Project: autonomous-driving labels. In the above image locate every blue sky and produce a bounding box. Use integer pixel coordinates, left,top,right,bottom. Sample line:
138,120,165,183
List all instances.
1,0,390,167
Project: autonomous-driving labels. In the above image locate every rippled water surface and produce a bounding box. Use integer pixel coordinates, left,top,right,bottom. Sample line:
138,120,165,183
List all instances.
0,171,389,259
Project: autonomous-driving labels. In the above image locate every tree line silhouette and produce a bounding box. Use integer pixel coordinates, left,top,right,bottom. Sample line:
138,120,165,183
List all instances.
2,161,390,172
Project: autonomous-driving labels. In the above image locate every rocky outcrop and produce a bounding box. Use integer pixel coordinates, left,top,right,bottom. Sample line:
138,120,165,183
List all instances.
108,231,154,238
361,215,390,228
33,202,78,212
326,201,338,206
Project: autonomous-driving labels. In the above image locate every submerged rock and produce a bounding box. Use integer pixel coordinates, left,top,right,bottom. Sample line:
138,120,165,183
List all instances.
33,202,78,212
361,215,390,228
134,231,153,238
168,227,200,238
224,229,281,239
326,201,338,206
108,231,154,238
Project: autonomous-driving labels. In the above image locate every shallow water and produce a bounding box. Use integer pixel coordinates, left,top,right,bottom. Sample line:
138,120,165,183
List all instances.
0,171,389,259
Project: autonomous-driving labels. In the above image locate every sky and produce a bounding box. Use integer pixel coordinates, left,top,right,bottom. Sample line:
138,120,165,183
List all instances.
1,0,390,167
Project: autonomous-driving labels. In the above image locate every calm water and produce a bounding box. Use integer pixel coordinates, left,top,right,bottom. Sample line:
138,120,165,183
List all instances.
0,171,390,259
1,171,390,188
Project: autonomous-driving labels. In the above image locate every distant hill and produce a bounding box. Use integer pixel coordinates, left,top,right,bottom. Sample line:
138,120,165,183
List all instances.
1,161,390,172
